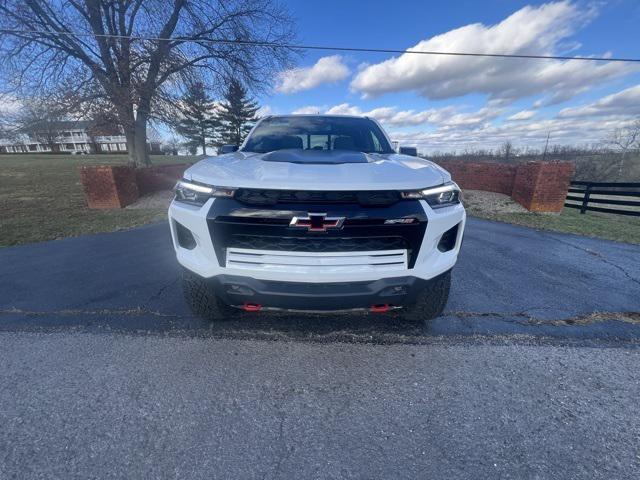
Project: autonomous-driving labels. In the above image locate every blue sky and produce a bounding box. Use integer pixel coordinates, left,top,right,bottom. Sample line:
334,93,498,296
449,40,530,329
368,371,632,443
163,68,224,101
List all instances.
258,0,640,152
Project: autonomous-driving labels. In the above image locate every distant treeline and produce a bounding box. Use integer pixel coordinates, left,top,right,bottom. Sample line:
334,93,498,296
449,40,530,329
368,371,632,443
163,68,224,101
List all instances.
424,145,640,182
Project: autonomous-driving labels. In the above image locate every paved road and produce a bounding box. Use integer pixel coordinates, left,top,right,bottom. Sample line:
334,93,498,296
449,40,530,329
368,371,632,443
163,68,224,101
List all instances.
1,217,638,341
1,332,639,479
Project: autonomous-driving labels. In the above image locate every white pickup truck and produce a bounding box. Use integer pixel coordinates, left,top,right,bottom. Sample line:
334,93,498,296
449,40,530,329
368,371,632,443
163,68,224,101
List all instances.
169,114,465,321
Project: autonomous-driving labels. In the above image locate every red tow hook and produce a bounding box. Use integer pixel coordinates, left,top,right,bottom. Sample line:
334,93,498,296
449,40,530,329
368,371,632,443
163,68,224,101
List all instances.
243,303,262,312
370,304,390,313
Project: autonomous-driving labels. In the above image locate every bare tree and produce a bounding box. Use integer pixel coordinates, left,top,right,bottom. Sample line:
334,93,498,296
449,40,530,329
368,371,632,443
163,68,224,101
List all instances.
85,107,122,153
16,96,71,152
607,119,640,179
499,140,514,163
0,119,11,140
162,135,181,156
0,114,14,142
0,94,20,141
0,0,295,166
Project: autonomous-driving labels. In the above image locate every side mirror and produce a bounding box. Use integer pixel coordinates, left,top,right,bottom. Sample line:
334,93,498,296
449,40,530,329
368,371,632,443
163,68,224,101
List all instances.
398,146,418,156
218,144,239,154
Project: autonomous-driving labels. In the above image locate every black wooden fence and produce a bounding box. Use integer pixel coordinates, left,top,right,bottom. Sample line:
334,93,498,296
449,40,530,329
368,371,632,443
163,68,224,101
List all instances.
565,181,640,217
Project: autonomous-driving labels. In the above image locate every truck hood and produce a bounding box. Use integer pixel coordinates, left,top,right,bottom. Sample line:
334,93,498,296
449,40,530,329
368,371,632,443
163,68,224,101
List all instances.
184,150,450,190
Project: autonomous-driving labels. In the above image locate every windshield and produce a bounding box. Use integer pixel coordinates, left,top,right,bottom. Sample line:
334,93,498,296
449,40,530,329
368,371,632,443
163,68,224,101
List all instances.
242,116,394,154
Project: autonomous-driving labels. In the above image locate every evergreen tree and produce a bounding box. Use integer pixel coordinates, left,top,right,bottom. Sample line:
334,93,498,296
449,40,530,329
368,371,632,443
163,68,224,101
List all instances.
217,78,259,146
175,82,219,154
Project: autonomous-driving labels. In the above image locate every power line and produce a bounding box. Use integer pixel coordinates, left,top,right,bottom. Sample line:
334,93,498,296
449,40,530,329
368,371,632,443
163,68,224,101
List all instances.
1,28,639,63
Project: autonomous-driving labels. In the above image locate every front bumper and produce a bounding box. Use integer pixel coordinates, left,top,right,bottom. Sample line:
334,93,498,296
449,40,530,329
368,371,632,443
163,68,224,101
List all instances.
168,196,465,284
207,274,430,311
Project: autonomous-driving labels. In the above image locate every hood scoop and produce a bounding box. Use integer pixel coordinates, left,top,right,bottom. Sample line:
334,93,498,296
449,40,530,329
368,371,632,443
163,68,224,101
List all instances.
260,149,370,164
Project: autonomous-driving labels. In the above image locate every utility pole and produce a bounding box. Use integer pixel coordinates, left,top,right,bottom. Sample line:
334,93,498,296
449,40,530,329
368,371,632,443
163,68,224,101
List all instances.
542,131,551,162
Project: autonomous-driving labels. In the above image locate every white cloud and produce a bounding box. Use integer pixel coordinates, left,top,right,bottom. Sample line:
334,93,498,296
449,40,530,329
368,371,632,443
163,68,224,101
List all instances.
350,2,635,104
508,110,536,121
325,103,363,116
318,103,499,128
390,115,637,153
440,107,502,128
289,76,640,152
292,105,324,114
276,55,350,94
558,84,640,118
287,100,636,153
257,104,276,117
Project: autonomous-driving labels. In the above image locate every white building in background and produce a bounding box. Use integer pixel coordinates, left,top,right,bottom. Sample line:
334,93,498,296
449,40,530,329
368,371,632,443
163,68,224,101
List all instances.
0,120,150,154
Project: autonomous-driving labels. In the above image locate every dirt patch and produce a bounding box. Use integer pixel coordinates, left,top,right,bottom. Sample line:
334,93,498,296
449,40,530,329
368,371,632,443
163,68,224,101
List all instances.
463,189,528,214
126,190,174,210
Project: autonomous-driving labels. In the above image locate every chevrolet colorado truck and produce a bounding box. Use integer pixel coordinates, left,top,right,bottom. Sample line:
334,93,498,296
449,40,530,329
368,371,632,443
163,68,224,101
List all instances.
169,115,465,321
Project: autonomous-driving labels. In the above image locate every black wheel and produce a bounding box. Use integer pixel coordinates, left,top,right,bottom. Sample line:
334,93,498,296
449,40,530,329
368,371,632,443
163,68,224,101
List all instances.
402,270,451,322
181,268,235,321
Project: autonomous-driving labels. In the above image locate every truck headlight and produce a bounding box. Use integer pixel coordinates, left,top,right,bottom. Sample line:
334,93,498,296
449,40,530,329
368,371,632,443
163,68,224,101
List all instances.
400,182,461,209
174,179,235,206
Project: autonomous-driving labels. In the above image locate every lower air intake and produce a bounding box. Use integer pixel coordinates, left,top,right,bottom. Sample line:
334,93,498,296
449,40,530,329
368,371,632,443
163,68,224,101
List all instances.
175,222,197,250
437,224,459,252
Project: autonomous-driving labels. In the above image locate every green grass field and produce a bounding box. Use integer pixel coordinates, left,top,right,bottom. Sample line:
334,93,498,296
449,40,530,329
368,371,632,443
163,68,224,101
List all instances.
467,207,640,244
1,153,639,246
0,154,197,247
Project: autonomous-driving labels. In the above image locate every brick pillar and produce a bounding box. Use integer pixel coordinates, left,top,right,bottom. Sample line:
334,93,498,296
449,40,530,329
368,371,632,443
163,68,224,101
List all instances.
435,161,517,195
511,162,575,213
79,165,139,209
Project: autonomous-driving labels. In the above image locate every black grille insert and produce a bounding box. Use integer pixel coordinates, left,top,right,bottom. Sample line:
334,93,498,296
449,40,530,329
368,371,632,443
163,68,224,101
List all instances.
235,188,401,206
228,235,409,253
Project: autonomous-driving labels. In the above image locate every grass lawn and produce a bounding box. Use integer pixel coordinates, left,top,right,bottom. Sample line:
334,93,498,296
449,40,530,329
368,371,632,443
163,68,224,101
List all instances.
467,207,640,245
1,154,198,247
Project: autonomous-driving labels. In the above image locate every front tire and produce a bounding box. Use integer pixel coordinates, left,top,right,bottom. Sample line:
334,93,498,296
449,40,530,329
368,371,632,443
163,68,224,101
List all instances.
402,270,451,322
181,268,235,321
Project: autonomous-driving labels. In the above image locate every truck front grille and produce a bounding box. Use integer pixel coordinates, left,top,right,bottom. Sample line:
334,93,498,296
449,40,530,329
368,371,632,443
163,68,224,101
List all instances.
207,197,428,269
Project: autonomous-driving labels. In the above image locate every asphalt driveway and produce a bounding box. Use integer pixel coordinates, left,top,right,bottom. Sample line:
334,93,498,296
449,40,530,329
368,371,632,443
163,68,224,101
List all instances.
1,217,638,341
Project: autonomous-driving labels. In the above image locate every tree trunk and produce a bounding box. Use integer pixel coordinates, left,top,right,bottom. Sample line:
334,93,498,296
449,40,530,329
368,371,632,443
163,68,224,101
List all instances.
134,110,151,167
124,126,137,165
117,104,139,166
